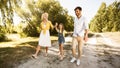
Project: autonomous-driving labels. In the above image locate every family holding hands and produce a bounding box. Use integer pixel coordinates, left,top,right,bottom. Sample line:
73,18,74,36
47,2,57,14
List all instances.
32,6,88,66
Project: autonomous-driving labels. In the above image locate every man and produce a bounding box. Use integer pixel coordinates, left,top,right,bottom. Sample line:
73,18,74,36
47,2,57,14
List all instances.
70,6,88,65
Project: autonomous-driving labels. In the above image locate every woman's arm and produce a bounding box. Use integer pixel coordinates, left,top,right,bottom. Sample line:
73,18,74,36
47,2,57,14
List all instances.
40,22,45,30
55,23,59,32
49,21,54,29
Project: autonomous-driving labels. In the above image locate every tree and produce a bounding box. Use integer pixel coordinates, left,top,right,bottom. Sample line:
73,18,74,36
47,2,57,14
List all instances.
90,2,107,32
0,0,15,33
90,1,120,32
14,0,73,37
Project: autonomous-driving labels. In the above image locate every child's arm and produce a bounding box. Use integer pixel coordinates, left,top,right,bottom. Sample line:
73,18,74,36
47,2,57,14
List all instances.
63,30,73,37
63,30,67,37
64,30,67,34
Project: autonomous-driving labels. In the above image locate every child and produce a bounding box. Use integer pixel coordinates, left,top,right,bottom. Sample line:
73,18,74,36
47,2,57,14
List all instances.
55,23,65,60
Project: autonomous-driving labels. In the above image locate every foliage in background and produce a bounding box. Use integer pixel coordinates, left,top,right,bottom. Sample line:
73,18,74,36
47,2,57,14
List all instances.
14,0,73,37
90,1,120,32
0,0,14,33
0,0,73,37
0,0,17,41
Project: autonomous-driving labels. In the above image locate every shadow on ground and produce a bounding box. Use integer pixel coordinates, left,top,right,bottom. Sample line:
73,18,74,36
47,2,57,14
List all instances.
0,46,35,68
0,40,58,68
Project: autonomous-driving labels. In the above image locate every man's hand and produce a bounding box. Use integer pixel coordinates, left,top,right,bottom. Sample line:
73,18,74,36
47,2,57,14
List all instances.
84,29,88,42
84,34,88,42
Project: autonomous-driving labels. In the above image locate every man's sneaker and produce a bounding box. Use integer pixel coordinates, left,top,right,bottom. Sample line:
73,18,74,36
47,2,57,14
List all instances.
77,59,80,66
70,57,76,63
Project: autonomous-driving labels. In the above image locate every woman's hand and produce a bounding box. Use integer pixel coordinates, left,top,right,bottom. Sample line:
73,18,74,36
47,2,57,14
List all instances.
55,22,58,27
54,22,59,32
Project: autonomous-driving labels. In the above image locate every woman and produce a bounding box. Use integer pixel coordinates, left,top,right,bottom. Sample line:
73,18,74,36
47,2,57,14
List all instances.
32,12,54,58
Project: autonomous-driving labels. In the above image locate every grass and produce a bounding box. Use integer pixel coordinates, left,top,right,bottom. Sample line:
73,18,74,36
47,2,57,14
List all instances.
0,41,38,68
0,46,35,68
0,34,58,68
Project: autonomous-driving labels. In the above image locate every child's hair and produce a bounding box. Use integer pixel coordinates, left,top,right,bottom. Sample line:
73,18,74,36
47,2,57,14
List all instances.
58,23,64,33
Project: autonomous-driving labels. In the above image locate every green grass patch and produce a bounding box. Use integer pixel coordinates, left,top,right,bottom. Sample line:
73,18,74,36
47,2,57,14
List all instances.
0,42,38,68
0,36,58,68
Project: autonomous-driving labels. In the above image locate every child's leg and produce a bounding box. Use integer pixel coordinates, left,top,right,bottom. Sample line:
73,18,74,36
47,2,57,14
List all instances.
59,44,64,60
45,47,48,56
59,44,61,55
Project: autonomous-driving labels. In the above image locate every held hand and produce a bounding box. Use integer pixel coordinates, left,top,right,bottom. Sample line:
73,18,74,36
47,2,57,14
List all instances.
55,22,58,27
53,23,58,28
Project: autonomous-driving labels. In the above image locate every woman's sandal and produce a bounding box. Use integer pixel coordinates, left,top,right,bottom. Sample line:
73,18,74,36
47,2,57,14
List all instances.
32,55,38,59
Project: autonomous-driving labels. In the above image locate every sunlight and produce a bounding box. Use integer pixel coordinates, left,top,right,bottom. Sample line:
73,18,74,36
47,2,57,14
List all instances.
100,33,120,47
96,46,120,56
0,43,35,48
64,35,97,45
65,36,72,43
103,37,113,45
0,34,38,48
86,35,97,45
50,36,58,41
48,47,59,55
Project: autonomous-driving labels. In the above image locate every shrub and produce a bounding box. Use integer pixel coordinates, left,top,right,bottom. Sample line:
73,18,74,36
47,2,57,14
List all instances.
0,33,6,41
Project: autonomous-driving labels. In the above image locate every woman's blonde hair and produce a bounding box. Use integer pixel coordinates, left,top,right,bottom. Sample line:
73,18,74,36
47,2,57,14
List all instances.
41,12,49,21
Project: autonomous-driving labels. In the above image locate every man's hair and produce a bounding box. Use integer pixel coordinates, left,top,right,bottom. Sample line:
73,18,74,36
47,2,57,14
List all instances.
74,6,82,11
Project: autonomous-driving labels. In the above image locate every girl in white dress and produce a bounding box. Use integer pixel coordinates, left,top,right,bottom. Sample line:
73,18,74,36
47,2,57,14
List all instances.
32,13,54,58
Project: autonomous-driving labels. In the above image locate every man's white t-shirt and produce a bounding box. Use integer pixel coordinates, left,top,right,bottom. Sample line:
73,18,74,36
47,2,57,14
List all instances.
73,16,88,37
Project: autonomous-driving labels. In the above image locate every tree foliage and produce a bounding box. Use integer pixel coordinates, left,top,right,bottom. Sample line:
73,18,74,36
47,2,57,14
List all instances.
14,0,73,36
90,1,120,32
0,0,16,33
0,0,74,37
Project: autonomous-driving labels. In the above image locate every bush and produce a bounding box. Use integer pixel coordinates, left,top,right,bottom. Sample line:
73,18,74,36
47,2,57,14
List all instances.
0,26,6,41
22,24,39,37
0,33,6,41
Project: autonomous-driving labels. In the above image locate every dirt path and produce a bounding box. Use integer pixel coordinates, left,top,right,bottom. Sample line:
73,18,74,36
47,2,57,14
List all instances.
3,33,119,68
18,35,120,68
95,33,120,68
17,35,100,68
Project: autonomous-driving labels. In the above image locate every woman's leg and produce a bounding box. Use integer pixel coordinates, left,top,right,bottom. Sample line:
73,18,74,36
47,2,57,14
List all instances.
45,47,48,56
32,45,41,58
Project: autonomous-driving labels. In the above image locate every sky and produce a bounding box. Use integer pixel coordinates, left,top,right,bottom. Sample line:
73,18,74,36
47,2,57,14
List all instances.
58,0,117,23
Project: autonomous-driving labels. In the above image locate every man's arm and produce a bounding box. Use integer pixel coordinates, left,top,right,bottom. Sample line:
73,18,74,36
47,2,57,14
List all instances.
84,29,88,42
84,17,89,42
